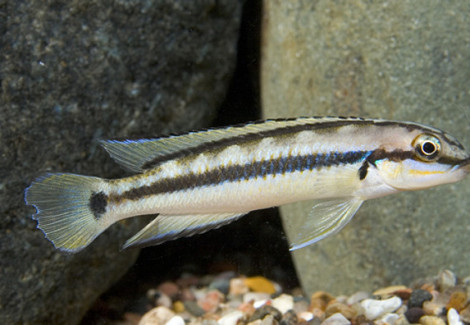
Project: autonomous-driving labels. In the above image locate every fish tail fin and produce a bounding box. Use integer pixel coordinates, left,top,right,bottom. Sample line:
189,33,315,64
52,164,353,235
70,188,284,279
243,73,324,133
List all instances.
25,173,110,253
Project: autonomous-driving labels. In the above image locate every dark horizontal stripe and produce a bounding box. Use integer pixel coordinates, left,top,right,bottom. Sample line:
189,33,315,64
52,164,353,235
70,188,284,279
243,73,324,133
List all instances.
358,149,415,181
437,156,469,166
367,149,414,164
358,148,469,182
367,148,467,167
141,117,457,170
141,117,372,169
112,150,371,202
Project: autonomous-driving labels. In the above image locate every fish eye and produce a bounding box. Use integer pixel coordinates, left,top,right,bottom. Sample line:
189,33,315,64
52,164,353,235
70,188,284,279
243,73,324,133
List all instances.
413,134,441,161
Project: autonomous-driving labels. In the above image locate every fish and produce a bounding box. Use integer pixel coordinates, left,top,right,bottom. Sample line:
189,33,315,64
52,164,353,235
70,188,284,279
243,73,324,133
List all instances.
24,116,470,253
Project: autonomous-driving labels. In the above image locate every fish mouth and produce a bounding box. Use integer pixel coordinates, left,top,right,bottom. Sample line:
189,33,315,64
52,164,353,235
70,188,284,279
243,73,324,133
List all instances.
460,158,470,173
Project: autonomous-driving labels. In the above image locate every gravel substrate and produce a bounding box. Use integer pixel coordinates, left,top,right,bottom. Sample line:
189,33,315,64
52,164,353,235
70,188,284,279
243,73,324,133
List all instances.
101,269,470,325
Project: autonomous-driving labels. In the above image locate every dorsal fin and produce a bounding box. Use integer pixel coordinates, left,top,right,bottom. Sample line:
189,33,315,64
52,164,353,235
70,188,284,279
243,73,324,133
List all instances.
100,118,340,172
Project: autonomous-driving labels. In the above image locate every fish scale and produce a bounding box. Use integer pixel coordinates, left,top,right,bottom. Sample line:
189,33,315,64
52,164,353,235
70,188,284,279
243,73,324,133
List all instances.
25,117,470,252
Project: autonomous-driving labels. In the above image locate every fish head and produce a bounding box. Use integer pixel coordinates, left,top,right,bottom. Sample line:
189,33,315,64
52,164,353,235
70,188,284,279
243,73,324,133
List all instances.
374,125,469,191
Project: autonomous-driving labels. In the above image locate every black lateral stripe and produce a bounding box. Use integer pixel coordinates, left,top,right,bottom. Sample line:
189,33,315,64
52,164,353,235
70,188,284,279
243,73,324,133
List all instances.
113,150,370,202
366,149,414,164
362,148,466,167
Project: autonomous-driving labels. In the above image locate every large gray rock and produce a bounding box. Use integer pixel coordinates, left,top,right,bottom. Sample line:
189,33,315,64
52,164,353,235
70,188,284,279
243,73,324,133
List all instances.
0,1,242,324
262,1,470,295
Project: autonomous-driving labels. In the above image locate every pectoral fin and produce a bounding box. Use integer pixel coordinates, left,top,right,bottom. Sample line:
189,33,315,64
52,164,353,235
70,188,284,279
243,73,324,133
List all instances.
123,212,247,249
289,197,363,251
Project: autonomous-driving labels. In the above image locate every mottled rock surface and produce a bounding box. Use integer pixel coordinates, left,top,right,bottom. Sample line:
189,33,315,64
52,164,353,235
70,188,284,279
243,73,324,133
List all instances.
0,0,242,324
262,0,470,294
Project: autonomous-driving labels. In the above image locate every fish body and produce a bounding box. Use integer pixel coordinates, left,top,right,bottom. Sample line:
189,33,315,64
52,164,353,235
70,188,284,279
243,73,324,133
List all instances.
25,117,470,253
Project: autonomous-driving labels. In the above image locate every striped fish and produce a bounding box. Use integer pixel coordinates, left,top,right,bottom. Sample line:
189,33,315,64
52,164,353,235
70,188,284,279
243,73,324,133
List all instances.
25,117,470,253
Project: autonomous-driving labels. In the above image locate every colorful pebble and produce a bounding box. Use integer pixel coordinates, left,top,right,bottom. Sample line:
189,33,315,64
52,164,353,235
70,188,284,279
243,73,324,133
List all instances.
120,270,470,325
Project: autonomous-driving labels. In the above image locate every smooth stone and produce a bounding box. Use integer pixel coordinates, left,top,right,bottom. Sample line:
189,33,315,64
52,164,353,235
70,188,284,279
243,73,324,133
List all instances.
395,305,408,317
249,305,282,322
373,286,409,298
458,304,470,323
209,279,231,296
311,291,336,301
423,301,446,317
437,270,457,292
320,313,350,325
431,291,451,309
262,0,470,295
375,287,412,301
166,316,185,325
419,316,446,325
377,313,400,325
262,314,278,325
298,312,314,322
463,275,470,286
244,276,276,294
202,320,219,325
293,298,310,314
147,290,173,309
324,302,356,320
310,292,335,312
230,278,249,296
238,301,256,317
351,315,368,325
184,301,206,317
157,293,173,309
198,290,224,313
360,297,402,320
394,315,411,325
243,292,271,304
158,282,180,300
309,317,323,325
139,306,175,325
334,296,348,304
173,301,185,314
280,310,298,325
446,291,467,311
404,307,425,324
408,289,433,308
447,308,463,325
272,294,294,314
247,320,263,325
346,292,369,305
181,288,196,302
192,288,209,302
218,311,245,325
254,300,270,309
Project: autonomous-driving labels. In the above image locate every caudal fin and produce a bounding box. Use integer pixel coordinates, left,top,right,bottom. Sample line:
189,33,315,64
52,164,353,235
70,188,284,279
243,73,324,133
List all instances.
25,173,109,253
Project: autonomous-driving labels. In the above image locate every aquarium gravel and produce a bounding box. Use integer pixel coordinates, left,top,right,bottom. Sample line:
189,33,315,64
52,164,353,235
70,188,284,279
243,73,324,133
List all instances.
87,269,470,325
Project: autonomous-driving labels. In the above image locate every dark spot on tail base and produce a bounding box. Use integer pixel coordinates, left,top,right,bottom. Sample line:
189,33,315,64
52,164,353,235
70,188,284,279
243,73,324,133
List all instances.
90,192,108,218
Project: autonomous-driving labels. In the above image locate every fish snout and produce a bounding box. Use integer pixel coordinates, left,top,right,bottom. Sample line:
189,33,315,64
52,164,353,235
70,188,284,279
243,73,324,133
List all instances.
464,160,470,173
460,158,470,173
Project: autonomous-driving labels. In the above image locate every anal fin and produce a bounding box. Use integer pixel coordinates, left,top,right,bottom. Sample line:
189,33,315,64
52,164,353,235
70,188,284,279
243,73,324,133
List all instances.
123,212,248,249
289,197,363,251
